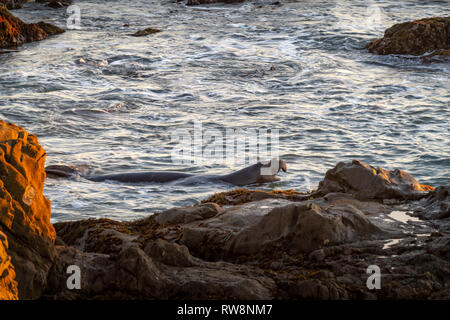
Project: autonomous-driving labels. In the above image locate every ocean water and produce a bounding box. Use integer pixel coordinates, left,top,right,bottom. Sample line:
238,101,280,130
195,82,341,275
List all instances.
0,0,448,221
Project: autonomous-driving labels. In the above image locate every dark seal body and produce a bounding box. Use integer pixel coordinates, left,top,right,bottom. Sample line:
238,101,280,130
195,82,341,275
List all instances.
45,160,287,186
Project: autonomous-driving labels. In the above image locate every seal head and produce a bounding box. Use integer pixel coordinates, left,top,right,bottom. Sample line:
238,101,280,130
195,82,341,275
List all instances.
220,159,287,186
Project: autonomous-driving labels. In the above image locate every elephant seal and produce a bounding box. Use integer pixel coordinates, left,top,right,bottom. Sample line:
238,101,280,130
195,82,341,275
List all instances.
45,159,287,187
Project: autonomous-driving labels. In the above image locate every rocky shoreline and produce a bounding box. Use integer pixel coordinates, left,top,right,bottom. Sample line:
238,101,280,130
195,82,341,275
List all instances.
0,120,448,300
0,2,449,301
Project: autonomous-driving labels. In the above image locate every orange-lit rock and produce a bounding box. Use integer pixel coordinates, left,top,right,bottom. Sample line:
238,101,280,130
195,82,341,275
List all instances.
0,120,56,299
0,231,18,300
0,4,64,49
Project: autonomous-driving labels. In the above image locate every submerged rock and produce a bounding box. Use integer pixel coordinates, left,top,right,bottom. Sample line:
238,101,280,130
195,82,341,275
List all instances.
0,121,56,299
129,27,161,37
0,4,64,49
366,17,450,56
186,0,246,5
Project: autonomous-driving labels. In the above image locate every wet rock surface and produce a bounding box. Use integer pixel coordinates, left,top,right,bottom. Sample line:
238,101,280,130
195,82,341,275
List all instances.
0,4,64,49
1,121,449,300
366,17,450,56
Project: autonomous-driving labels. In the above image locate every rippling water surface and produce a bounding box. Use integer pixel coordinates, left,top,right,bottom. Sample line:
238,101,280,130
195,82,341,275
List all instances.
1,0,449,221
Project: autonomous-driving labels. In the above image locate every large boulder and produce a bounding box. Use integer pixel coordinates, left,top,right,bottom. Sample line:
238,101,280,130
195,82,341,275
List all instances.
0,4,64,49
317,160,433,200
228,202,381,256
0,120,56,299
366,17,450,56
